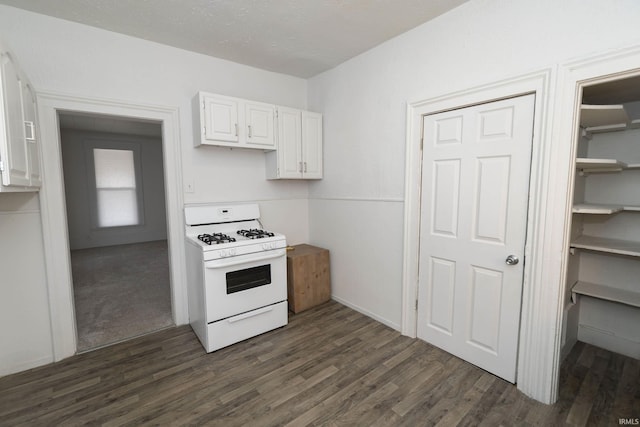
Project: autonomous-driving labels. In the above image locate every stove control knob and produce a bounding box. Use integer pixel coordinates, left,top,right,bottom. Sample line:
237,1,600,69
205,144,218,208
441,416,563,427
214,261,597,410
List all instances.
220,249,228,258
262,243,268,250
230,248,236,256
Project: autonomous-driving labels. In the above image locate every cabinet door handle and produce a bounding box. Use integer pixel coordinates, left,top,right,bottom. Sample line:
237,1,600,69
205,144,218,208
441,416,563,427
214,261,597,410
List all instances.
235,123,239,137
24,121,35,141
299,162,303,173
304,162,307,173
248,125,252,138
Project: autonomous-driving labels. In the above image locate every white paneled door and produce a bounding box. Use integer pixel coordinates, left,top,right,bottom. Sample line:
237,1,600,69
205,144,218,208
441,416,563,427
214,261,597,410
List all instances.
417,94,535,383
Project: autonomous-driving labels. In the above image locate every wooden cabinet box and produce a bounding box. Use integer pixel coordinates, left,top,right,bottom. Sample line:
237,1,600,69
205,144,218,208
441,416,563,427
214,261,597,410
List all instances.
286,244,331,313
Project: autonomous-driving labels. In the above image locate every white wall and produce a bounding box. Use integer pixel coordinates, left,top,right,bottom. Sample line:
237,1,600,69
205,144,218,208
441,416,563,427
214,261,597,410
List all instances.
61,129,168,250
307,0,640,329
0,194,52,376
0,5,309,376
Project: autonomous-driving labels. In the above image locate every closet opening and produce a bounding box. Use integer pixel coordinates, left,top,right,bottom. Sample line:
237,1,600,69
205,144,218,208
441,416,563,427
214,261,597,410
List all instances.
563,73,640,360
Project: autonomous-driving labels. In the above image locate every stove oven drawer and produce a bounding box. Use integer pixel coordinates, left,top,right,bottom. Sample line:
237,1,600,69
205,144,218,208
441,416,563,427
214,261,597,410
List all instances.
204,301,288,352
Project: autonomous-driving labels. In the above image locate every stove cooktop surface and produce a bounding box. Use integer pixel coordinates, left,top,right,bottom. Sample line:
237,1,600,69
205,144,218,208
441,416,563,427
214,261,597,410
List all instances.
184,204,286,257
196,228,276,245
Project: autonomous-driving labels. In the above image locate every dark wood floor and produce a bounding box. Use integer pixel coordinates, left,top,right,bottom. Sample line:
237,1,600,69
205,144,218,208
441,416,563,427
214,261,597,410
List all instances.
0,301,638,426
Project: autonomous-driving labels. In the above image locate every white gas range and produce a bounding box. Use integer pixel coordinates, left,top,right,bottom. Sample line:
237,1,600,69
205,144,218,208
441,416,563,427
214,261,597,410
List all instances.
184,203,288,352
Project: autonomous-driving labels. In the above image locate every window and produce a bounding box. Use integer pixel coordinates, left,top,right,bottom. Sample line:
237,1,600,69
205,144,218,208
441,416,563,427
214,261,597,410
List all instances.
93,148,139,227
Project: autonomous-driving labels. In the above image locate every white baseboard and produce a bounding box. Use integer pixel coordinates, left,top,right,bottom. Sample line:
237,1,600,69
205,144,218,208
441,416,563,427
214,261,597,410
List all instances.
578,324,640,359
331,296,401,332
561,302,579,361
0,355,53,378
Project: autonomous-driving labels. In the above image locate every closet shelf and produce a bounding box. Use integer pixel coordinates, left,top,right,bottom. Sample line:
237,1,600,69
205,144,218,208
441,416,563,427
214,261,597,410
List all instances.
576,157,627,173
572,204,640,214
580,104,629,133
570,235,640,257
571,281,640,308
572,204,623,214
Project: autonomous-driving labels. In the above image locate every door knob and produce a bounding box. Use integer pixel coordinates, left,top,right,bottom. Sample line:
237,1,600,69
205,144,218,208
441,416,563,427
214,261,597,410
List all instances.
505,255,519,265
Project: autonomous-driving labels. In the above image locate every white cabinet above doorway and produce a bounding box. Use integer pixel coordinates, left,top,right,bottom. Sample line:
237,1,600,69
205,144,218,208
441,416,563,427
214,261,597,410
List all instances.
0,42,41,192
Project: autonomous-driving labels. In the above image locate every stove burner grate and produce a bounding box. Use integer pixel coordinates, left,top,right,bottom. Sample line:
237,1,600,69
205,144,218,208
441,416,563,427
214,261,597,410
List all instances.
198,233,236,245
237,229,275,239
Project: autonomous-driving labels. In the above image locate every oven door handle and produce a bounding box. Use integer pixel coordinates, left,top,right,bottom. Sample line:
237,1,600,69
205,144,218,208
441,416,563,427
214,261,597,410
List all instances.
205,249,285,269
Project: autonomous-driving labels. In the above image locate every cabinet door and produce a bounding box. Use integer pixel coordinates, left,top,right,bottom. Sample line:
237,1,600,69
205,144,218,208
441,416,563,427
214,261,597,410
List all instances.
0,52,30,187
21,80,40,187
277,107,302,179
302,111,323,179
203,95,239,143
245,102,275,148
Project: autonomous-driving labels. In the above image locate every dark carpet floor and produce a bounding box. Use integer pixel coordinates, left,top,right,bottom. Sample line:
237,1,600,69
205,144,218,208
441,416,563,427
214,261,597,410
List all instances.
71,240,173,352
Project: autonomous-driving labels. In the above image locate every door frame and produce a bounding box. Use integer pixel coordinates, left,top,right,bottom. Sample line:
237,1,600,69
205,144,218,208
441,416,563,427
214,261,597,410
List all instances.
402,69,565,404
37,91,188,362
556,47,640,358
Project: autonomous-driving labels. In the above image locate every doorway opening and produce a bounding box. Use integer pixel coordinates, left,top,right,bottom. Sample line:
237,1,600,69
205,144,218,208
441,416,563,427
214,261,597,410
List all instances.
561,73,640,361
58,112,173,351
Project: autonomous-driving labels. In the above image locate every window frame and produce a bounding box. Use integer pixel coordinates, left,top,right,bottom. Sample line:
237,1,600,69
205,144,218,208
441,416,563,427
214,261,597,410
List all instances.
84,139,145,230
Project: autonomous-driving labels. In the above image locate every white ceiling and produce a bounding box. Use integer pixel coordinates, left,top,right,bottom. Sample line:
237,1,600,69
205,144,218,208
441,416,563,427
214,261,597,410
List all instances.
0,0,468,78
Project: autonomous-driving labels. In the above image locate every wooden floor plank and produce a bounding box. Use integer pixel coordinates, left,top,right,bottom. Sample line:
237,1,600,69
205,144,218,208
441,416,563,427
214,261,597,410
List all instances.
611,356,640,423
434,373,497,427
586,351,625,426
566,353,609,425
457,377,509,426
0,300,637,426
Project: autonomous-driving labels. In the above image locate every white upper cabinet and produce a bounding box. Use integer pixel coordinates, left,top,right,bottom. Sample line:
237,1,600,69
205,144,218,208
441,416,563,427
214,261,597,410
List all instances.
301,111,323,179
266,107,323,180
1,51,29,187
245,101,275,148
273,106,302,179
195,92,275,150
202,94,239,144
0,44,41,192
21,80,40,187
194,91,322,179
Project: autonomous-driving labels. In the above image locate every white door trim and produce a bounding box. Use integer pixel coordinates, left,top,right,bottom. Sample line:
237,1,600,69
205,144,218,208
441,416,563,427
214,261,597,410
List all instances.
402,68,567,404
37,92,188,361
555,43,640,361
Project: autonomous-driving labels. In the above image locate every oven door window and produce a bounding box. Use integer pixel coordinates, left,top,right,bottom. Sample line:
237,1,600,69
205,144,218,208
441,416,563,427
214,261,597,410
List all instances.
226,264,271,294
